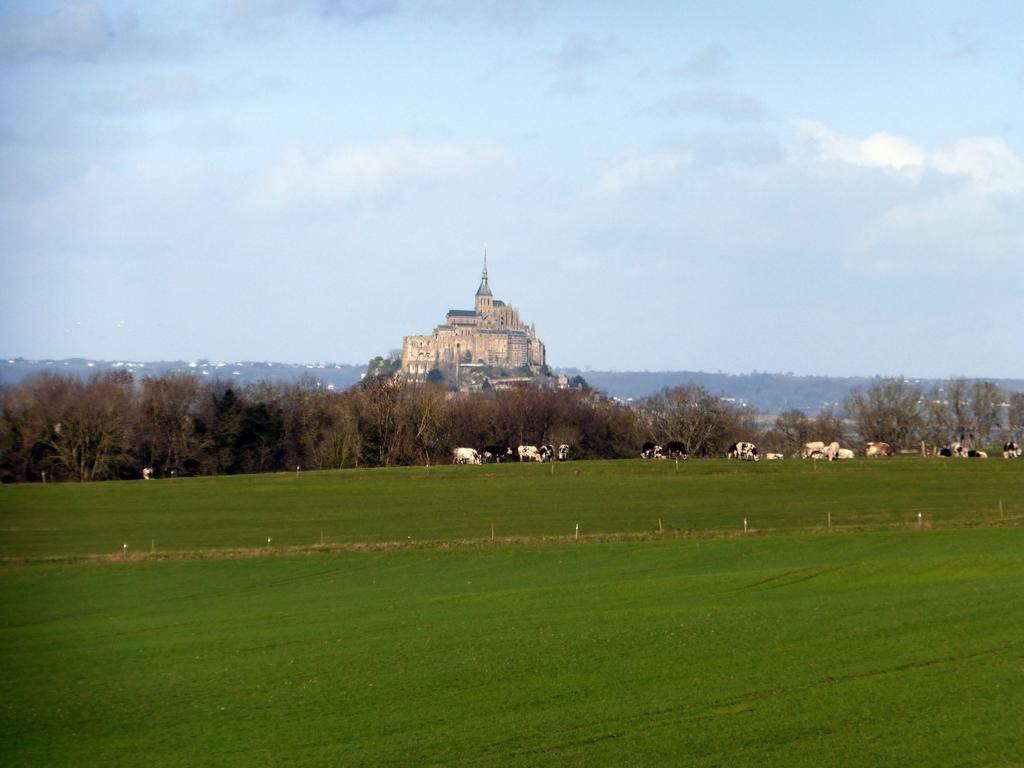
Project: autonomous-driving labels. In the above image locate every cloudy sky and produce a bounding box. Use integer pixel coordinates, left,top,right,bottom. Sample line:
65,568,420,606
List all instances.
2,1,1022,377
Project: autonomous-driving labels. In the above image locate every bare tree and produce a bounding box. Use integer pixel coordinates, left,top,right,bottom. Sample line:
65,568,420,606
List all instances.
47,372,134,481
812,408,845,444
401,382,451,465
135,374,207,476
640,386,747,457
969,381,1004,445
774,409,811,454
1008,393,1024,441
844,378,923,448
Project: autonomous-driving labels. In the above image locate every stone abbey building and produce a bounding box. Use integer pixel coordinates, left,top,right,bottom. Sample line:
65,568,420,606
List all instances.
401,256,546,381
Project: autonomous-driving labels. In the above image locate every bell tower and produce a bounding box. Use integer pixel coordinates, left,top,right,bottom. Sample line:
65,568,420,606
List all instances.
474,250,493,315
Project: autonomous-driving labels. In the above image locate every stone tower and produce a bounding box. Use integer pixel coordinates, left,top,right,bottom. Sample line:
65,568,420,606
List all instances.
474,251,493,314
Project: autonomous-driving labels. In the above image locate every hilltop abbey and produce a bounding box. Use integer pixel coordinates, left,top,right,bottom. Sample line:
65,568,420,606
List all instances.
401,255,546,382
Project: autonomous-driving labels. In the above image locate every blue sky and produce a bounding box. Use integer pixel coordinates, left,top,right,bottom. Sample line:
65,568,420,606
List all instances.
1,0,1022,377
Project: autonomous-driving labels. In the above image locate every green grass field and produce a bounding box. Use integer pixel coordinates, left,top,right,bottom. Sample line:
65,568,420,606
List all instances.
1,459,1022,765
1,458,1021,559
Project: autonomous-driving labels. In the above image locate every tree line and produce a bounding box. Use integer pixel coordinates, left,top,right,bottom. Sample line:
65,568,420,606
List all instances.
1,372,1020,482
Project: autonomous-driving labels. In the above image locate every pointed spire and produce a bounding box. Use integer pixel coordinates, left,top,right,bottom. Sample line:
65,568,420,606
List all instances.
475,247,492,297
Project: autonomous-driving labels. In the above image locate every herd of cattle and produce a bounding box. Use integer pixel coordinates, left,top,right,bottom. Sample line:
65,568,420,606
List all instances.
452,439,1022,465
452,444,570,465
934,440,1022,459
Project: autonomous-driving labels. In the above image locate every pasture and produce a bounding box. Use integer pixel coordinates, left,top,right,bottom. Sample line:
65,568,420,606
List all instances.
1,458,1022,765
0,457,1021,559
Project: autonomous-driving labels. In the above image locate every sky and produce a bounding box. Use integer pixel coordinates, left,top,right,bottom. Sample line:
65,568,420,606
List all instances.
1,0,1022,378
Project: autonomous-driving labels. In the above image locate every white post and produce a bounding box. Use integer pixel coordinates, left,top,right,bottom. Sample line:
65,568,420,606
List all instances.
658,517,663,533
491,523,495,540
575,522,579,541
917,512,922,529
122,543,128,559
267,537,272,547
743,518,748,533
827,511,831,531
296,465,300,476
999,500,1004,520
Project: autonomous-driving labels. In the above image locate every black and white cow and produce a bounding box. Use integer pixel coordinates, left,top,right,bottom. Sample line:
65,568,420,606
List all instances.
640,441,665,459
966,449,988,459
539,444,556,462
664,441,688,460
727,442,760,461
557,444,570,461
1004,441,1022,459
482,445,514,463
518,445,542,462
939,441,966,458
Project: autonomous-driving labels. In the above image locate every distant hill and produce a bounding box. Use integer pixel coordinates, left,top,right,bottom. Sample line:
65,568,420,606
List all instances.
560,369,1024,415
3,359,1021,416
0,358,366,392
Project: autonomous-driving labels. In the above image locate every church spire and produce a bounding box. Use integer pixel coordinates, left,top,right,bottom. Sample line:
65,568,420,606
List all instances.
475,248,492,298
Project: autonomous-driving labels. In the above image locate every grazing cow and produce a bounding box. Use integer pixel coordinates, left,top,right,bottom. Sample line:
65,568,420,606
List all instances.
640,442,665,459
538,444,556,462
142,467,153,480
728,442,760,461
939,441,967,458
865,441,893,457
557,444,570,461
453,447,481,465
966,449,988,459
518,445,542,462
801,441,826,459
824,441,842,461
482,445,514,463
1004,441,1022,459
765,452,784,460
835,448,855,460
664,441,688,460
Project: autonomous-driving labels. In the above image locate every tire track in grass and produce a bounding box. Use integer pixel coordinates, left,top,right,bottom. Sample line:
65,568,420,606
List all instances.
458,641,1024,766
730,564,851,592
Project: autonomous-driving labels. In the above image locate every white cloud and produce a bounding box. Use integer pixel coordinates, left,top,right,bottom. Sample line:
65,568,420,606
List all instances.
256,138,506,207
549,35,623,72
649,88,767,122
0,1,111,59
678,43,732,79
81,73,213,115
0,1,191,61
793,119,1024,193
222,0,399,26
593,152,689,199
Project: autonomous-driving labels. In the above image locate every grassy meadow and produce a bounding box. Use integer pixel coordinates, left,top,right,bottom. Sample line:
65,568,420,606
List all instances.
1,458,1022,766
0,457,1021,559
